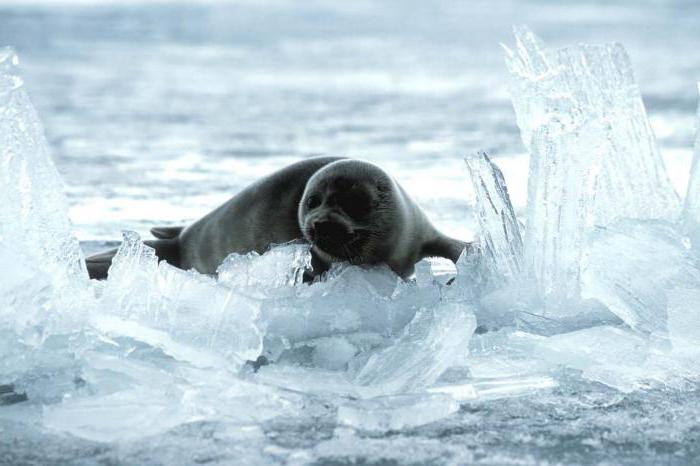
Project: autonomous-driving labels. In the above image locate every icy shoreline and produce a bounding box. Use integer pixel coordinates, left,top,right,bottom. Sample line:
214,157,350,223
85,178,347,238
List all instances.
3,27,700,464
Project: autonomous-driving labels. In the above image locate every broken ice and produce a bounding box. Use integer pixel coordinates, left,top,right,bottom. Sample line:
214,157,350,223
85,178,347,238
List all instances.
503,26,679,307
100,231,263,367
349,302,476,396
216,242,311,293
0,47,85,283
581,220,700,334
683,82,700,248
337,393,459,432
464,151,523,285
5,25,700,463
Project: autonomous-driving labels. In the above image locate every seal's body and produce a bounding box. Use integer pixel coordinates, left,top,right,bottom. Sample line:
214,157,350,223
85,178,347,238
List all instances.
86,157,468,280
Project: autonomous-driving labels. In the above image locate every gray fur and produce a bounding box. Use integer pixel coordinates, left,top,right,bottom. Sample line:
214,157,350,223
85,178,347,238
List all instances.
86,156,468,280
297,159,467,277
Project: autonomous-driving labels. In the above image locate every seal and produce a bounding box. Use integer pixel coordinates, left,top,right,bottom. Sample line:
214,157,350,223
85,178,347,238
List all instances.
86,157,469,280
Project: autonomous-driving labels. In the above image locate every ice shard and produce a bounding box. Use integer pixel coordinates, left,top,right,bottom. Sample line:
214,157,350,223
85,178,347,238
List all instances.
0,47,90,349
667,287,700,354
99,232,263,367
505,26,678,223
337,393,459,432
503,27,679,305
533,325,653,393
429,375,558,401
349,302,476,396
683,83,700,247
524,124,603,302
464,151,523,284
0,47,85,282
216,242,311,293
580,220,700,334
258,264,441,356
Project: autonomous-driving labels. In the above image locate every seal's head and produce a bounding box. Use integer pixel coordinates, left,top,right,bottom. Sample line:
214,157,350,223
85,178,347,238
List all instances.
298,159,396,265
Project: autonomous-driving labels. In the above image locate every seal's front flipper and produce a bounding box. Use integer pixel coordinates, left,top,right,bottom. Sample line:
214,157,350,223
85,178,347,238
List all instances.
302,249,331,283
422,236,471,263
86,247,119,280
150,226,184,240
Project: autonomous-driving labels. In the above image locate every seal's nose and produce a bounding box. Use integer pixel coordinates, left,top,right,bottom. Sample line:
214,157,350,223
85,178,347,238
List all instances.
313,221,348,239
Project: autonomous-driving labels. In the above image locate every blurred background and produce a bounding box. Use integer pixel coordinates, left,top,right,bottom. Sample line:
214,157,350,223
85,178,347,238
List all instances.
0,0,698,244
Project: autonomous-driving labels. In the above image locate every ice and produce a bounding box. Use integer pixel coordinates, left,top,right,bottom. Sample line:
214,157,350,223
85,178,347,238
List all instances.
464,151,524,284
429,375,558,401
667,287,700,354
5,27,700,464
43,356,304,442
43,387,191,442
533,326,648,390
683,83,700,247
337,393,459,432
503,27,679,305
464,324,699,394
254,302,476,400
0,48,85,282
100,231,263,367
0,48,93,399
349,302,476,395
295,430,476,466
257,264,441,359
522,124,603,304
309,337,361,370
580,220,700,334
216,242,311,294
505,26,678,224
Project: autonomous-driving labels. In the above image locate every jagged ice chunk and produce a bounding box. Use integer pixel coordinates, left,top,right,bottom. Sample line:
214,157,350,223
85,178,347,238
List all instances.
100,232,263,367
464,151,524,284
503,27,679,306
0,47,85,281
581,220,700,334
349,302,476,396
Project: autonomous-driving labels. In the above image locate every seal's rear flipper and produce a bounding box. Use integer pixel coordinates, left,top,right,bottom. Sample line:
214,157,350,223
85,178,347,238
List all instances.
86,239,181,280
144,238,181,268
86,248,118,280
422,236,471,263
151,226,184,239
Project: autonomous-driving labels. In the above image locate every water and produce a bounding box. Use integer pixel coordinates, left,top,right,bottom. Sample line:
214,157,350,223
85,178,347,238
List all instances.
2,0,699,245
3,1,700,464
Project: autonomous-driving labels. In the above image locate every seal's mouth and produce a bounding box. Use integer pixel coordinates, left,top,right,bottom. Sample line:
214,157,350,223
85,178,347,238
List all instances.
306,220,365,263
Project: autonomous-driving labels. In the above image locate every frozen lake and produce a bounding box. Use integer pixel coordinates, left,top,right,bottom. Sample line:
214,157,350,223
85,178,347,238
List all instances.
2,0,700,464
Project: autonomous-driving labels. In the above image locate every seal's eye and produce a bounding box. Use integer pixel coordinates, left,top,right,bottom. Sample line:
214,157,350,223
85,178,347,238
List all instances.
306,194,322,210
